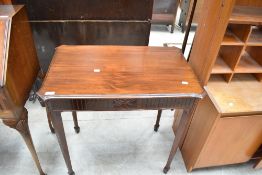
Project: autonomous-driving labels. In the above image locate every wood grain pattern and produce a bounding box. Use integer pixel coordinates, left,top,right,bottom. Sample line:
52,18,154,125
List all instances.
12,0,153,20
38,46,203,98
236,0,262,6
181,95,220,172
196,115,262,168
230,6,262,25
31,21,151,72
5,6,39,106
207,74,262,115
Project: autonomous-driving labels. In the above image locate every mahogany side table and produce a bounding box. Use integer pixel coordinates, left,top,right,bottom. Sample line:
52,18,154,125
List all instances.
37,45,204,174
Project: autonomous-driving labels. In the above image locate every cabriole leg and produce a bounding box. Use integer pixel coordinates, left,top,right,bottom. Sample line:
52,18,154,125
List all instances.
3,108,46,175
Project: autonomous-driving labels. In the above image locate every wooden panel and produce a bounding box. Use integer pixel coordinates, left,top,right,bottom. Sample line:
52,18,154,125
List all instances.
219,45,243,70
31,21,151,72
189,0,236,85
196,115,262,168
212,55,233,74
246,46,262,66
12,0,153,20
222,29,245,46
5,6,39,106
207,74,262,115
230,6,262,25
38,46,204,97
181,95,220,172
235,51,262,73
235,0,262,6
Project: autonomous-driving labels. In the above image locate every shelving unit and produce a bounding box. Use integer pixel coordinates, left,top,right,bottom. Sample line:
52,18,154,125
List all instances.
185,0,262,172
209,1,262,83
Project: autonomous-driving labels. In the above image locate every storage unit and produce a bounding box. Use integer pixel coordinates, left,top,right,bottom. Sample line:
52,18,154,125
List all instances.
181,75,262,171
179,0,262,171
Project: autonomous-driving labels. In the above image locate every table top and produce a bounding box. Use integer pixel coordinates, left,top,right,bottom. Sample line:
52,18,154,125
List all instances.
207,74,262,115
38,45,203,100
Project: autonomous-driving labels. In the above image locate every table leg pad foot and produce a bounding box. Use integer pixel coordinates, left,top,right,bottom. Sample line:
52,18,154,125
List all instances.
154,125,159,132
163,166,170,174
74,127,80,134
68,171,75,175
50,128,55,134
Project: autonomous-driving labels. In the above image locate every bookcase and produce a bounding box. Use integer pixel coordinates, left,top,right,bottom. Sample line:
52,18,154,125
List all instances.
209,1,262,82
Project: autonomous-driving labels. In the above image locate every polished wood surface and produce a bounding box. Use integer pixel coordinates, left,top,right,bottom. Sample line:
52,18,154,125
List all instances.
207,75,262,115
5,5,39,107
38,46,203,98
0,5,45,175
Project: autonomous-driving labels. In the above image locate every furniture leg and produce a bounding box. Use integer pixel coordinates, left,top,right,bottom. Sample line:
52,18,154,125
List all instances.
154,110,162,132
170,25,174,33
72,111,80,133
50,110,75,175
163,103,197,173
46,107,55,133
3,108,46,175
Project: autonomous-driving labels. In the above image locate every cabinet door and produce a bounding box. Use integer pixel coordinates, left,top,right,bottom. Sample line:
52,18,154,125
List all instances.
196,115,262,168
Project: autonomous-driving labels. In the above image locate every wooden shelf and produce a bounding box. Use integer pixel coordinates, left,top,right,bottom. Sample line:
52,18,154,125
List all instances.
222,30,244,45
229,6,262,25
212,55,233,74
235,52,262,73
247,26,262,46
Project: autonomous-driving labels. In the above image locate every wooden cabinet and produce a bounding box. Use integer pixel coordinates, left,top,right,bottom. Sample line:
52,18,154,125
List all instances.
0,5,45,174
180,75,262,171
152,0,179,33
182,0,262,171
195,115,262,168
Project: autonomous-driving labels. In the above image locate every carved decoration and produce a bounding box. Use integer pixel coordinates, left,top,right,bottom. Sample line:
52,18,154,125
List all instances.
112,99,137,109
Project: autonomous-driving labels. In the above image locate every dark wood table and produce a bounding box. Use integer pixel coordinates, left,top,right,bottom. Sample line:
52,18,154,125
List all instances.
37,45,204,175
